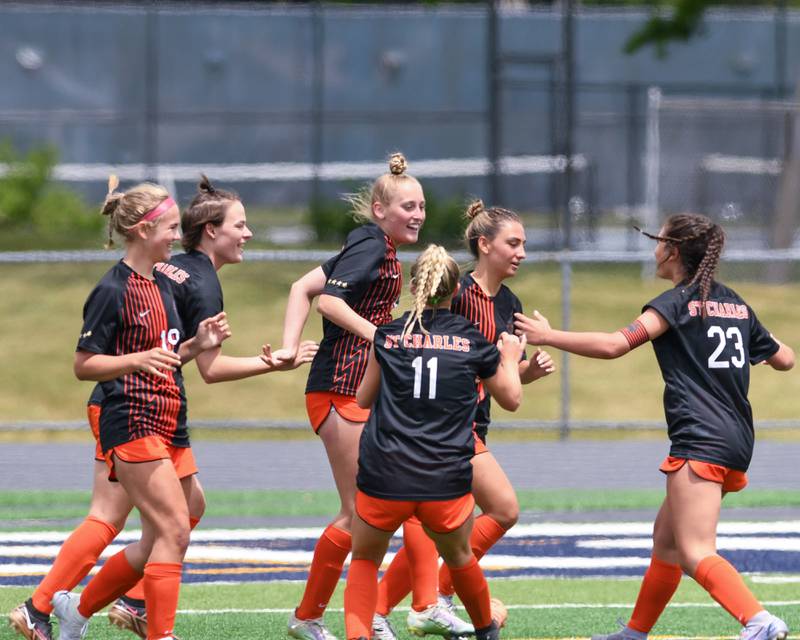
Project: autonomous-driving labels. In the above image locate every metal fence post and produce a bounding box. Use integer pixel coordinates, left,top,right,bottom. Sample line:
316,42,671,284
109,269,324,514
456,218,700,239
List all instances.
559,256,572,440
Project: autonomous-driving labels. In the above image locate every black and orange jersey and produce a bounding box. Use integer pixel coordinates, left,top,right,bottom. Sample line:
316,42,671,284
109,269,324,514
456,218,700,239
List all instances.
306,223,402,397
156,249,223,338
77,260,188,452
357,310,500,501
88,250,224,410
645,280,780,471
450,273,524,440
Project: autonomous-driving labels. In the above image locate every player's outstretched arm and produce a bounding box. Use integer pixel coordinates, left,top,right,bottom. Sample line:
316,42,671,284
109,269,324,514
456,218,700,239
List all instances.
483,332,526,411
272,265,327,363
514,309,668,360
356,347,381,409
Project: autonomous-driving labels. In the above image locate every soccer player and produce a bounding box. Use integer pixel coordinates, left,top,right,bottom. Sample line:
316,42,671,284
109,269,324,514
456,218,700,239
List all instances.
372,199,555,635
11,177,314,640
278,154,465,640
344,244,525,640
514,213,795,640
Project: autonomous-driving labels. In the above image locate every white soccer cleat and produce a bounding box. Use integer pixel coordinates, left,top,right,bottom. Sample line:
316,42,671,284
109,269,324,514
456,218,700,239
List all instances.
406,603,475,638
50,591,89,640
287,611,338,640
591,619,647,640
371,613,398,640
740,612,789,640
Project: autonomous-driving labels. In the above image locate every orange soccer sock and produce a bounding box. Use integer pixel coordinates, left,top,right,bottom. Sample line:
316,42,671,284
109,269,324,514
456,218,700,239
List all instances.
403,517,439,612
447,555,492,630
143,562,182,640
694,554,763,625
628,554,683,632
375,547,411,616
295,525,352,620
31,516,119,614
77,549,143,618
124,516,200,603
344,559,379,640
439,514,505,597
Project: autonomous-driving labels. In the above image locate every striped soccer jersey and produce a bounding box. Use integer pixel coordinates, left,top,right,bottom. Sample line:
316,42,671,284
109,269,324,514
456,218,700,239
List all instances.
450,273,524,441
305,223,402,396
77,260,188,452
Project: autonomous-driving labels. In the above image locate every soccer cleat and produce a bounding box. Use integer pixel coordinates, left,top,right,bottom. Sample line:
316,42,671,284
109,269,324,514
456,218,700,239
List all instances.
287,611,338,640
475,620,501,640
50,591,89,640
108,596,147,638
8,600,53,640
740,612,789,640
406,603,475,638
591,619,647,640
371,613,398,640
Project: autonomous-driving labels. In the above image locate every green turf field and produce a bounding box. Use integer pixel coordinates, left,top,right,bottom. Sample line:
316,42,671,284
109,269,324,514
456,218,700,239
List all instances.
1,489,799,531
1,577,797,639
1,261,798,425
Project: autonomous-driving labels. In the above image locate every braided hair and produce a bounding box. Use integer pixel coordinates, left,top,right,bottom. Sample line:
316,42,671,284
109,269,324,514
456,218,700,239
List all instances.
463,198,521,258
638,213,725,316
181,174,240,251
401,244,460,339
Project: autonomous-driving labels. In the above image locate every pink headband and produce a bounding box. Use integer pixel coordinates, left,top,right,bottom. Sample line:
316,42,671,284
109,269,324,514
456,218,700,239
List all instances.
141,197,176,222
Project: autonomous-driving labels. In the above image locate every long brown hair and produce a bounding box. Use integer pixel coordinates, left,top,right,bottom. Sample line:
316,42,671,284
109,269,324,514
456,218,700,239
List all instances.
642,213,725,314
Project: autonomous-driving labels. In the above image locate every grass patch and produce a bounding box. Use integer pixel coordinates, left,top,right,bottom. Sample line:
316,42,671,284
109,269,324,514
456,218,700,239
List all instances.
0,489,797,529
1,261,798,424
0,578,798,639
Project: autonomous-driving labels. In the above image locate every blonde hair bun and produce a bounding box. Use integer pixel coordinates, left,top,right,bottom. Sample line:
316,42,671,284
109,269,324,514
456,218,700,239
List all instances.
465,199,484,221
389,152,407,176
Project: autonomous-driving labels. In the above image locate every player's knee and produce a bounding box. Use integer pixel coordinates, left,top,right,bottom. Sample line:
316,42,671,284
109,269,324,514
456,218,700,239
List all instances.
489,502,519,530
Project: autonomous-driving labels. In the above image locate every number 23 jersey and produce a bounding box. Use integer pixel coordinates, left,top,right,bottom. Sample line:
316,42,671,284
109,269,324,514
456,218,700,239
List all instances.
644,280,779,471
357,310,500,501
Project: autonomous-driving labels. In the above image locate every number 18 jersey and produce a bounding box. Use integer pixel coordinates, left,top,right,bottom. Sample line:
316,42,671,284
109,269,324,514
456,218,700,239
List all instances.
357,310,500,501
644,280,779,471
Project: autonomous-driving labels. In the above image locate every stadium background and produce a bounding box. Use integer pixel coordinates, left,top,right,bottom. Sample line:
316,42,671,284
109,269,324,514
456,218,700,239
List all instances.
0,2,799,639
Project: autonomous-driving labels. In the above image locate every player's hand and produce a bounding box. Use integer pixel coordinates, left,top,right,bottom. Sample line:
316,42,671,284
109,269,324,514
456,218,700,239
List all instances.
133,348,181,379
497,331,526,362
195,312,231,350
514,310,551,345
260,340,318,371
528,348,556,379
269,346,297,364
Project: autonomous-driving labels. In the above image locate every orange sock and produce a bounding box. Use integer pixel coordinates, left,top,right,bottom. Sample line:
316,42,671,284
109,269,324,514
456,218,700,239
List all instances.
296,524,352,620
694,554,763,625
143,562,182,640
77,548,143,618
124,516,200,603
31,516,118,614
440,514,505,597
344,559,378,640
447,555,492,630
403,517,438,612
628,554,683,632
375,547,410,616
